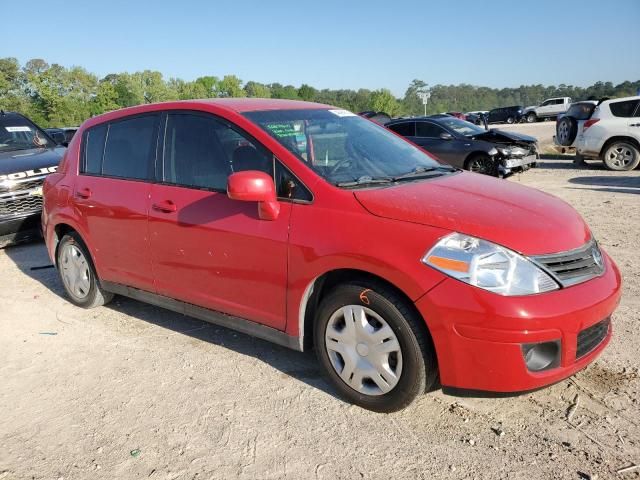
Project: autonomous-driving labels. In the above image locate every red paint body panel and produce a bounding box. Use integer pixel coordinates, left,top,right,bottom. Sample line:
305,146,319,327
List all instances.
415,253,621,391
354,172,591,255
148,184,290,329
42,99,623,394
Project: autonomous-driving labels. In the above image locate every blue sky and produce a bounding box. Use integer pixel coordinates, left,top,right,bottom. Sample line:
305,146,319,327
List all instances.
3,0,639,95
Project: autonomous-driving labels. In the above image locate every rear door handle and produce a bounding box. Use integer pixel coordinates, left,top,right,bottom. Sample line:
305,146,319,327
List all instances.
75,187,92,199
629,123,640,127
152,200,177,213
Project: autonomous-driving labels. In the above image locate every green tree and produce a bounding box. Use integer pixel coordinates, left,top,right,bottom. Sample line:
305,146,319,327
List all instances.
370,88,401,115
218,75,245,98
244,81,271,98
298,84,317,101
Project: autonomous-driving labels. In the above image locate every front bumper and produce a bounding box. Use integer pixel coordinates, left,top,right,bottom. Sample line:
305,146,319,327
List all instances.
415,252,622,392
499,154,537,175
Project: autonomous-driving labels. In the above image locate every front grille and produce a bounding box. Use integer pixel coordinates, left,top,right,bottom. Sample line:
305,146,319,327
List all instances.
576,318,610,359
0,195,43,217
0,178,43,194
0,175,46,218
531,240,605,287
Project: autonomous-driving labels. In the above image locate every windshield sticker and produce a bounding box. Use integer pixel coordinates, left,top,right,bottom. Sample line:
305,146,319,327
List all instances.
266,123,299,138
5,126,32,132
328,109,356,117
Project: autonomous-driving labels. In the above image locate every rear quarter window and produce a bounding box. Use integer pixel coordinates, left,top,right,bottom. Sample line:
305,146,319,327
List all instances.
609,100,640,118
83,125,107,174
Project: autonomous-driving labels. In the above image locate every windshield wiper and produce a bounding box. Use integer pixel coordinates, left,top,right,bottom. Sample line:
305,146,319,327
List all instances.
336,175,395,187
392,165,455,181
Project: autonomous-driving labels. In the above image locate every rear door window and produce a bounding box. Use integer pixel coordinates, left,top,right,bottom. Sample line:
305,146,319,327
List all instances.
387,122,415,137
609,100,640,118
566,103,596,120
102,115,159,179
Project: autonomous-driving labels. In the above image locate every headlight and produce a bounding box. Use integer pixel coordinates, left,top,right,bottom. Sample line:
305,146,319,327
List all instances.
488,147,498,156
496,146,512,156
422,233,559,296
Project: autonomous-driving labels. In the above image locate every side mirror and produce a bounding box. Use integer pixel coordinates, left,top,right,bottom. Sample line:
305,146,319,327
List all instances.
227,170,280,221
440,132,453,140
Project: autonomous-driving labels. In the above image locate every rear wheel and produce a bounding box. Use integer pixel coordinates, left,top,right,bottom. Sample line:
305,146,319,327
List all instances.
603,141,640,171
506,116,515,124
57,233,113,308
314,282,437,412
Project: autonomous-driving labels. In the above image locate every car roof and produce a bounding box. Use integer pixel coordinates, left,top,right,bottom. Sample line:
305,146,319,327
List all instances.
82,98,335,130
602,95,640,104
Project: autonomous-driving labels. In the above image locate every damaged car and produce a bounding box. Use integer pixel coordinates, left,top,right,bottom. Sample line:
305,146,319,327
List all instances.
386,116,538,177
0,111,64,247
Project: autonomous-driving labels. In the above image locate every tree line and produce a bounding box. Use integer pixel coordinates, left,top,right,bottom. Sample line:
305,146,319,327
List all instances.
1,58,638,128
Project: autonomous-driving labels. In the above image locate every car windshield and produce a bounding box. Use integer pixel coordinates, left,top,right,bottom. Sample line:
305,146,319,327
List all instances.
437,118,487,137
244,109,448,186
0,116,55,152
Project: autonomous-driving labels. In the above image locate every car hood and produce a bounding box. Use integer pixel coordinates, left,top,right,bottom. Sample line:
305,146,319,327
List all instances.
0,147,64,177
353,172,591,255
471,129,537,144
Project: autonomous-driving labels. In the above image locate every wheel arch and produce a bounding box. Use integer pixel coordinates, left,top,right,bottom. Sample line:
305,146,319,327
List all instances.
299,268,436,354
600,136,640,157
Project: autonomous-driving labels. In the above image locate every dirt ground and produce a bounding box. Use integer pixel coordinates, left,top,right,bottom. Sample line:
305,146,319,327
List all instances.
1,148,639,479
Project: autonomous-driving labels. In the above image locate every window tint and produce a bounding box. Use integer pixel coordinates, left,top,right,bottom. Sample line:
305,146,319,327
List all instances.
416,122,445,137
83,124,107,174
388,122,415,137
102,115,157,179
609,100,640,118
566,103,596,120
163,113,272,190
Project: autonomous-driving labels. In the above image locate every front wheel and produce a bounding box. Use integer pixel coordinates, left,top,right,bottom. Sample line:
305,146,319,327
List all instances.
465,155,498,176
526,112,537,123
57,233,114,308
314,283,437,412
603,141,640,171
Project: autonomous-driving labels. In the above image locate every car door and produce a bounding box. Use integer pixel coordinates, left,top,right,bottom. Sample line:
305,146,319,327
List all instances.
411,121,467,166
74,114,158,291
609,99,640,140
148,111,291,330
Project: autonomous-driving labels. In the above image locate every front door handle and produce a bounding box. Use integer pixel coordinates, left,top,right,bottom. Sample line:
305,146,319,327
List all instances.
629,123,640,127
75,187,92,199
152,200,177,213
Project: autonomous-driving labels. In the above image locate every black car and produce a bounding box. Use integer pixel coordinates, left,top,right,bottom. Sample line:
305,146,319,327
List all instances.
44,127,77,147
385,116,538,176
0,112,64,247
487,106,524,124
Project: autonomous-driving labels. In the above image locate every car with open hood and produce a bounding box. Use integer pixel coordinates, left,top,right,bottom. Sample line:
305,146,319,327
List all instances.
386,116,538,176
0,111,64,247
42,99,621,412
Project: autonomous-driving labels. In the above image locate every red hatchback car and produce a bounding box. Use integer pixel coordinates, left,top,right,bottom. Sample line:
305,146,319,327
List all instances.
42,99,621,412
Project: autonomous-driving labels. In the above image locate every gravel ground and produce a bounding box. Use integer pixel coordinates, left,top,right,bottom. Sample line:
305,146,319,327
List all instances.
0,160,639,480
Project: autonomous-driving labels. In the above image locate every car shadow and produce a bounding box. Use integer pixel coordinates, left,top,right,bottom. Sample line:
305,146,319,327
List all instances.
3,241,341,402
568,175,640,195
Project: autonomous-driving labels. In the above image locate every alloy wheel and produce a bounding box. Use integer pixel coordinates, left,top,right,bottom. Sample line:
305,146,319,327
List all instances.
324,305,402,396
606,144,636,169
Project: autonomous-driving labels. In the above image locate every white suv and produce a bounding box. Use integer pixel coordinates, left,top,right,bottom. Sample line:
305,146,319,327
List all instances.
576,96,640,171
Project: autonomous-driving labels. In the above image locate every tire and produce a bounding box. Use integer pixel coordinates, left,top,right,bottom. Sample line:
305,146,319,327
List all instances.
556,116,578,146
464,154,498,176
602,141,640,171
314,282,437,413
526,112,537,123
506,116,515,124
57,232,114,308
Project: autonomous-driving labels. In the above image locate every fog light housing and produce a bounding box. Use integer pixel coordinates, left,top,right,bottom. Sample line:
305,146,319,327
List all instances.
521,340,560,372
